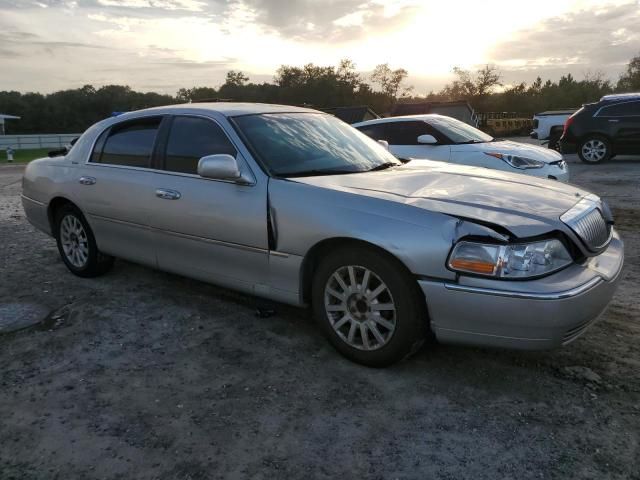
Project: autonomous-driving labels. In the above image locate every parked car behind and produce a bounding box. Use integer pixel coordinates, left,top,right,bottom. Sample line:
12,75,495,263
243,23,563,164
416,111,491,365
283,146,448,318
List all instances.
353,114,569,182
22,103,623,367
531,109,577,150
561,93,640,163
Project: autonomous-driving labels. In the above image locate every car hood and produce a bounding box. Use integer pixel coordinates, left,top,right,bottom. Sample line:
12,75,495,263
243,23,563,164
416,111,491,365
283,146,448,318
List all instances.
290,160,590,238
452,140,563,163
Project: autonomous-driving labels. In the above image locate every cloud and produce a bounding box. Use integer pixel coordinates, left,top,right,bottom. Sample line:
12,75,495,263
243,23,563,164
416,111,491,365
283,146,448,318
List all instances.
488,1,640,77
229,0,419,41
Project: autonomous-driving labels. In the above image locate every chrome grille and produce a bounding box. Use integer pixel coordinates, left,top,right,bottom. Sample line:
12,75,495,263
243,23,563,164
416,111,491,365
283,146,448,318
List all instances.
561,196,611,252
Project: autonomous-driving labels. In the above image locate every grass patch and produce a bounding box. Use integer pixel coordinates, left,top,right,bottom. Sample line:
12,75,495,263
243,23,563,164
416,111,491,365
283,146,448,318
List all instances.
0,148,52,164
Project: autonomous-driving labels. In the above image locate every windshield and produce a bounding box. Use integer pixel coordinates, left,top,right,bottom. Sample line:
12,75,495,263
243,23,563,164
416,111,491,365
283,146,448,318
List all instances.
233,113,401,176
428,116,493,144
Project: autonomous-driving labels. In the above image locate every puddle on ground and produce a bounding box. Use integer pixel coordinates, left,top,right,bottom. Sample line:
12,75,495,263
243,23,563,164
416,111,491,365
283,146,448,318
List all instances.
0,302,73,334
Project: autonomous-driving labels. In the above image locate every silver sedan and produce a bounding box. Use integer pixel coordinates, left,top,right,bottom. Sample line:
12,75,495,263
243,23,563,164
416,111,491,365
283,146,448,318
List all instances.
22,103,624,366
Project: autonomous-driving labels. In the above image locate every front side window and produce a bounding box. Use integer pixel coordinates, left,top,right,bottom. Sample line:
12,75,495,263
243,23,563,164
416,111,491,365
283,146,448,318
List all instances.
426,116,494,144
164,117,237,174
233,113,400,177
383,121,431,145
97,117,161,167
356,123,387,141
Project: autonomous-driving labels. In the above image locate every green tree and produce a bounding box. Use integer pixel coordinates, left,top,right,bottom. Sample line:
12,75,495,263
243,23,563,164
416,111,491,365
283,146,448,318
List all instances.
370,64,412,109
617,53,640,91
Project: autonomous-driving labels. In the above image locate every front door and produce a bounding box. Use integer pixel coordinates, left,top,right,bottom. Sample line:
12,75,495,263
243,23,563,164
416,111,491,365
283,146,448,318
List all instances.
148,115,269,295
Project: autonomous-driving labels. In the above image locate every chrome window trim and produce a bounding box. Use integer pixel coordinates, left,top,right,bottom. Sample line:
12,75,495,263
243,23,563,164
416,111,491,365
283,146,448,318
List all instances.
444,276,603,300
84,112,257,186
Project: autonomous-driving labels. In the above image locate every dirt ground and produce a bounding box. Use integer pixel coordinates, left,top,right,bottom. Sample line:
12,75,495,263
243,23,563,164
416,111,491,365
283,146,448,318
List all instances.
1,150,639,479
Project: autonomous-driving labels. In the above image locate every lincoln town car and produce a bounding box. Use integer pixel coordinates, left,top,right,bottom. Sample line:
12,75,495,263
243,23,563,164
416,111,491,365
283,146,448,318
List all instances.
21,103,624,366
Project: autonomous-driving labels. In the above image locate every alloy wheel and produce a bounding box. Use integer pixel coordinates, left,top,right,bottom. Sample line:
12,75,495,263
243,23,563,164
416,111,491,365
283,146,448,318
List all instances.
581,139,607,162
324,265,396,351
60,214,89,268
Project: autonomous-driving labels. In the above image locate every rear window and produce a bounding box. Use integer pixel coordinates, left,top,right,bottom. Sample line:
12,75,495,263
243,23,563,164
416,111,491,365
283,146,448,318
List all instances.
94,117,161,167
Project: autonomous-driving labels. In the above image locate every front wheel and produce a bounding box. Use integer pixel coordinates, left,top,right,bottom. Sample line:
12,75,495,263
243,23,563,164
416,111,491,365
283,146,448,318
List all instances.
311,246,427,367
55,204,114,277
578,136,611,164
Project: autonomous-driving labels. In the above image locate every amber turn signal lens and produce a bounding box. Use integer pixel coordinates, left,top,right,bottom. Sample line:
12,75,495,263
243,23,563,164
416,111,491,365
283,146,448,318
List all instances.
449,259,496,275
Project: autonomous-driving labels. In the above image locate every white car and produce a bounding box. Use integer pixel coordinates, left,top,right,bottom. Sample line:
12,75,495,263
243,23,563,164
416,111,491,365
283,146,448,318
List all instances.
353,114,569,182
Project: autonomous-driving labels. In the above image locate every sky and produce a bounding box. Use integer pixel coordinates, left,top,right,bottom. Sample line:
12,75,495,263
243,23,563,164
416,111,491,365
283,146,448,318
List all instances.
0,0,638,95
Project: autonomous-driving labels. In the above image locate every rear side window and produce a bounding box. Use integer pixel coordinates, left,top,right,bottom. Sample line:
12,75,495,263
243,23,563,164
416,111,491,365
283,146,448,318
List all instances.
164,116,237,174
598,101,640,117
96,117,161,167
356,123,387,141
384,121,430,145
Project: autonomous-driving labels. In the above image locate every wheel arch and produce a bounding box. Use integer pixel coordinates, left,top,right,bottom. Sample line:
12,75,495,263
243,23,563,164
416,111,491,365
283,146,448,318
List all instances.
47,196,79,234
578,132,615,156
299,236,424,305
579,132,614,144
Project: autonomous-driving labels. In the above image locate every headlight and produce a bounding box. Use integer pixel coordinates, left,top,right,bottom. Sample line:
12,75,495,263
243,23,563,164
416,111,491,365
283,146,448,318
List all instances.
448,239,573,279
485,152,545,169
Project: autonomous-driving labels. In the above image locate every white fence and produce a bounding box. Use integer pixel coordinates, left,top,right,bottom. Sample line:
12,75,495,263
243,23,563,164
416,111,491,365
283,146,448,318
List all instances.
0,134,81,151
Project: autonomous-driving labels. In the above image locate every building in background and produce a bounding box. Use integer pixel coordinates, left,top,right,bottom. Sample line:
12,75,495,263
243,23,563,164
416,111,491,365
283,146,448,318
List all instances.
0,114,20,135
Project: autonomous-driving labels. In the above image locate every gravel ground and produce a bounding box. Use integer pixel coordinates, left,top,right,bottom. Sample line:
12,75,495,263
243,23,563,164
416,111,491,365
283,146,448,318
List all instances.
1,151,639,479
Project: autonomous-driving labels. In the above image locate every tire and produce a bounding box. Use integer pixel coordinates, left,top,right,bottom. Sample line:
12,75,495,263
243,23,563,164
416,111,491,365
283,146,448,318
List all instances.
311,246,427,367
578,135,612,164
548,133,561,152
54,204,114,277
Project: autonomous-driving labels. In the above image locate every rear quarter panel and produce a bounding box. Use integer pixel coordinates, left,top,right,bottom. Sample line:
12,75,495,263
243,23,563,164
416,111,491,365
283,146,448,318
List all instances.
22,158,82,235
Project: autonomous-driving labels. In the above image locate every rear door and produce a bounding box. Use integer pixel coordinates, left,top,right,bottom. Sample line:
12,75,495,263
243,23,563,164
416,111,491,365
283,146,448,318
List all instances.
597,100,640,154
382,121,451,162
78,116,165,267
148,114,269,294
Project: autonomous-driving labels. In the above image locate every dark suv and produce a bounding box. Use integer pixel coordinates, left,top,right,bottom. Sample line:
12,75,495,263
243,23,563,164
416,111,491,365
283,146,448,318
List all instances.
560,93,640,163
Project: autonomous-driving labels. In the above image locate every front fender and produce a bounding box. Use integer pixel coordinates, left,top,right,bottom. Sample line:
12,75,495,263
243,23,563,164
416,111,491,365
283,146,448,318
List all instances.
269,179,491,281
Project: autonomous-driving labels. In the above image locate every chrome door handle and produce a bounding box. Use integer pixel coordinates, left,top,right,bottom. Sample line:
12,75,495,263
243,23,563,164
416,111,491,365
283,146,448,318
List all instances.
155,188,181,200
608,119,619,122
78,176,96,185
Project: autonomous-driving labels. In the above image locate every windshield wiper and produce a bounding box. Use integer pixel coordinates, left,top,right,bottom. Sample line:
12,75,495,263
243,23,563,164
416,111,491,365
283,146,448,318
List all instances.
366,162,399,172
456,140,485,144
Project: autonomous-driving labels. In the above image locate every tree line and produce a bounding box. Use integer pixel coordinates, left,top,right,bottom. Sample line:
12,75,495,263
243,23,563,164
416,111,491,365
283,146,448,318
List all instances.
1,54,638,135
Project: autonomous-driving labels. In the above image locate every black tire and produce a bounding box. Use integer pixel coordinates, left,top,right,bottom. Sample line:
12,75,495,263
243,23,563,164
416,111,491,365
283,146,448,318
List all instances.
577,135,612,164
54,204,114,277
311,246,427,367
547,133,561,152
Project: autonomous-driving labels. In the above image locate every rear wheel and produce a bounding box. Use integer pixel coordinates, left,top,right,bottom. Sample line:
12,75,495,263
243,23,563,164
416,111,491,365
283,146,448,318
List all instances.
578,135,611,164
311,246,427,367
55,204,114,277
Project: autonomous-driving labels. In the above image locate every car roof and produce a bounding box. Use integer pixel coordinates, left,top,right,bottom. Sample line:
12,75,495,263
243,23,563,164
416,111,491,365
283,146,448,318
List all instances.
118,102,321,118
352,114,450,127
599,93,640,102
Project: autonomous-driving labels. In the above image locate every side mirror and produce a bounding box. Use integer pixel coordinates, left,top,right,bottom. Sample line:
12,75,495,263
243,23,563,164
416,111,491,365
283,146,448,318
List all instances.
198,154,241,181
377,139,390,150
417,134,437,145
